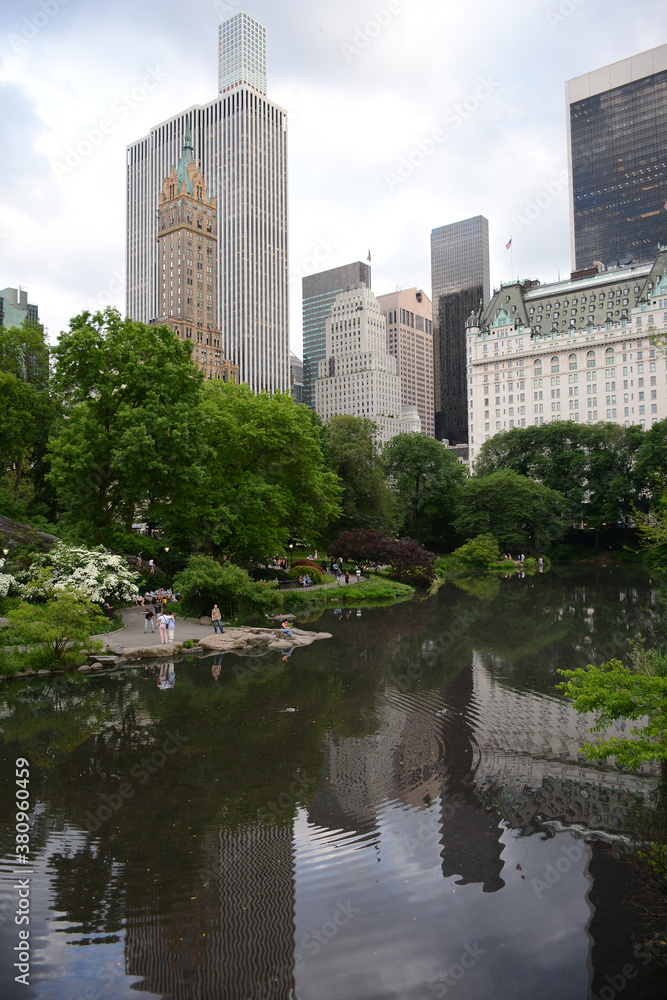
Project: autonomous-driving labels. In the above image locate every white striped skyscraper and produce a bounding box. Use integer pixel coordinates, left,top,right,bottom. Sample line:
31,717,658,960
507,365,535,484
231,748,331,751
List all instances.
126,12,288,393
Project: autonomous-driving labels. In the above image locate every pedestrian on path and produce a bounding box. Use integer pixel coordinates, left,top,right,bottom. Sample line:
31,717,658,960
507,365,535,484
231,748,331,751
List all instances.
149,558,155,574
345,570,350,584
336,570,342,585
166,613,176,642
142,607,155,633
211,604,224,633
356,566,361,582
157,612,168,643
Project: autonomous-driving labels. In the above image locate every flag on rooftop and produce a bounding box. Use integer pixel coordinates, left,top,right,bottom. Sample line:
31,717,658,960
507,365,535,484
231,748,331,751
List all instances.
367,249,372,262
505,238,512,250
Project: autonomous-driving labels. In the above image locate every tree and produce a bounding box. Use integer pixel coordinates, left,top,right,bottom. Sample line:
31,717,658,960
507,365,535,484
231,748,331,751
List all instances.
168,382,341,562
383,433,467,546
171,555,277,619
474,422,643,530
453,533,501,566
21,542,139,604
2,590,106,665
322,415,396,535
48,309,204,544
454,469,569,552
327,529,436,586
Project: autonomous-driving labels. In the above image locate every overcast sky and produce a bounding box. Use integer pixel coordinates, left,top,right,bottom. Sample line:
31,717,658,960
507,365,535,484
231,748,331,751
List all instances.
0,0,663,354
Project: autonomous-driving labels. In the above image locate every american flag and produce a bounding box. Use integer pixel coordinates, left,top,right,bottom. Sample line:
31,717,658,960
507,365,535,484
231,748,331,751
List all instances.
505,238,512,250
367,249,372,262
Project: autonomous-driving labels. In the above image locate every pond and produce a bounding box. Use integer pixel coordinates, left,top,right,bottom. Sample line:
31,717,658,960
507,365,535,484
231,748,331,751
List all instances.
1,565,666,1000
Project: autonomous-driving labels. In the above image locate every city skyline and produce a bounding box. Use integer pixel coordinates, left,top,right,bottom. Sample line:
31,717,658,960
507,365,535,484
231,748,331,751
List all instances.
0,0,664,355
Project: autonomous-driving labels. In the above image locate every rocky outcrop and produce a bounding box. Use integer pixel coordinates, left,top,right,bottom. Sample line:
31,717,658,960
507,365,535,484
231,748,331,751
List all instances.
0,514,60,553
198,627,331,653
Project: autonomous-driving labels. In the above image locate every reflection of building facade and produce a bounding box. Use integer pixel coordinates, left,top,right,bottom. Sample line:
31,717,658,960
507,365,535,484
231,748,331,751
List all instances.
566,44,667,272
125,823,296,999
466,248,667,464
155,132,238,384
377,288,435,437
315,285,421,446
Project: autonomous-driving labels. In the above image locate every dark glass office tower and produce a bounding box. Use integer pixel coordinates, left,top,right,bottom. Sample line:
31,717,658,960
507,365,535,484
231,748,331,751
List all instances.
567,45,667,272
302,262,371,409
431,216,490,444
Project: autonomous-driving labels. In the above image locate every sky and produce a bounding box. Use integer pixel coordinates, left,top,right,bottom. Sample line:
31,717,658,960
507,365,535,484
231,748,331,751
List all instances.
0,0,663,356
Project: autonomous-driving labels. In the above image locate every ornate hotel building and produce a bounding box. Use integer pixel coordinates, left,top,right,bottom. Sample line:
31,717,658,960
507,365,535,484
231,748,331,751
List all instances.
126,12,288,394
466,249,667,465
155,131,238,383
315,285,421,446
377,288,435,437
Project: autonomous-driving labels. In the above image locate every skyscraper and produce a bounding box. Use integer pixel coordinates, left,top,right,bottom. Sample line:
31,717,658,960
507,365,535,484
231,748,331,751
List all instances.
155,130,238,384
127,12,288,394
0,286,39,328
302,262,371,409
376,288,435,437
431,216,490,444
566,44,667,272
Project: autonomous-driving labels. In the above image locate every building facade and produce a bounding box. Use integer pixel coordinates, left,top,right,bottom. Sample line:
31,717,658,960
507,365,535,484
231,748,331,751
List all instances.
466,249,667,465
0,286,39,328
126,12,288,394
154,132,238,384
289,352,303,402
431,216,490,444
315,285,420,446
302,262,371,409
566,44,667,272
377,288,435,437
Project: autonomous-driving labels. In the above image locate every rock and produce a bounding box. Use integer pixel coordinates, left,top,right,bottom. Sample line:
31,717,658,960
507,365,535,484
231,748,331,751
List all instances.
90,662,104,670
199,616,212,625
37,670,51,676
78,665,93,672
198,627,332,654
121,643,184,661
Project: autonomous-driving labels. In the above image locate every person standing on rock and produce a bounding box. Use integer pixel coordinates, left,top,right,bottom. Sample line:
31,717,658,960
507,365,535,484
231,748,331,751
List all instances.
211,605,224,633
149,558,155,574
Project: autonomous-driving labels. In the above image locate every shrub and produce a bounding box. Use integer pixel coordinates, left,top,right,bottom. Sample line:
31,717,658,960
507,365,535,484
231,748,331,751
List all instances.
291,558,325,570
328,530,436,587
453,534,501,567
20,542,139,604
288,566,325,585
1,589,106,665
172,555,277,620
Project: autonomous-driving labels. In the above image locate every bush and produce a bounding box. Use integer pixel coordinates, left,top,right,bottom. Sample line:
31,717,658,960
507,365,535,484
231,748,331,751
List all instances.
328,529,436,587
20,542,140,604
288,566,325,585
291,558,325,571
453,534,501,567
172,555,277,620
1,589,105,665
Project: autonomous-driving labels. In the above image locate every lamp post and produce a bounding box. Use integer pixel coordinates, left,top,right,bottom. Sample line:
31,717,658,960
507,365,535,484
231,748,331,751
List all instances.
164,547,170,575
2,548,8,571
289,543,293,569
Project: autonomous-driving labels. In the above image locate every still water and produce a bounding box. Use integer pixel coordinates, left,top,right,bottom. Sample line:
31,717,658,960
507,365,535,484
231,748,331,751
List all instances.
1,566,666,1000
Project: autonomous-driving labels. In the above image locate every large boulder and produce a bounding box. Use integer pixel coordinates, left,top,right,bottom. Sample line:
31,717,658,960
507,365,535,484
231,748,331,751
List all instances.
198,627,331,653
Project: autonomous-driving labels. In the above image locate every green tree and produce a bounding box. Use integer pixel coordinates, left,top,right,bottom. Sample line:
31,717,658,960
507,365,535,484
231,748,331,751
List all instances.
168,382,341,562
383,433,467,546
454,469,569,552
474,422,643,530
322,415,396,535
2,590,106,665
453,533,501,566
47,309,204,544
172,555,277,619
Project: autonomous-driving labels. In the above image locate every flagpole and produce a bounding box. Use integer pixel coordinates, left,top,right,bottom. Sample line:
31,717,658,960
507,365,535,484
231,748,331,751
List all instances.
511,243,514,282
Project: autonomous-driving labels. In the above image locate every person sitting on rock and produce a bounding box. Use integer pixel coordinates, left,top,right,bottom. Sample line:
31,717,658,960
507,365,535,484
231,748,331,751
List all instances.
281,621,294,637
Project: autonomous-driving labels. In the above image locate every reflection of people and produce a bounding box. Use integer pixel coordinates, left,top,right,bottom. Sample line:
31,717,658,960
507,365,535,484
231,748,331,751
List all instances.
158,663,175,690
281,648,294,664
212,663,222,680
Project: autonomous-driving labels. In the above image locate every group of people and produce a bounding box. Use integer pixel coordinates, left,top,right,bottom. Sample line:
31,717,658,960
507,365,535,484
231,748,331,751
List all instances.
142,606,176,643
134,587,179,606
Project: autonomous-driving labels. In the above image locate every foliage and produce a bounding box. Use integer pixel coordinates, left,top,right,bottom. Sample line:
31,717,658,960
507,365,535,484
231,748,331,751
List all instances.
328,529,436,586
0,573,21,599
172,555,278,620
635,491,667,573
454,469,569,552
383,433,467,547
558,641,667,770
288,565,325,585
474,421,644,530
453,533,502,566
1,590,105,665
48,308,204,545
282,577,413,608
168,382,341,562
291,558,326,570
322,415,396,535
20,542,139,604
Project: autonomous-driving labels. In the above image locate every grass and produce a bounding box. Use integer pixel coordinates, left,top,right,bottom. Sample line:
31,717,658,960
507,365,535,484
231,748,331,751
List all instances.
279,577,413,610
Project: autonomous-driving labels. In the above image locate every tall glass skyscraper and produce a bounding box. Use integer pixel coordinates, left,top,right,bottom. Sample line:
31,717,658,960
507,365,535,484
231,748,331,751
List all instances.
302,262,371,409
126,14,288,394
431,216,490,444
566,44,667,272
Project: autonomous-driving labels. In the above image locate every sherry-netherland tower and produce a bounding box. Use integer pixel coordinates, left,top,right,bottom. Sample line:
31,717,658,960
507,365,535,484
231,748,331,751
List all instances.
127,12,288,393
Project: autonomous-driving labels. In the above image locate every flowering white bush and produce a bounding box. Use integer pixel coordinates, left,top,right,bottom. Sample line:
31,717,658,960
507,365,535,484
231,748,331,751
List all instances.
0,574,20,599
21,543,139,604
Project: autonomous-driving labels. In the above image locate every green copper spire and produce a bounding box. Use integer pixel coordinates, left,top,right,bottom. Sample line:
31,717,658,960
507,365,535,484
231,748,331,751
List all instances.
176,125,195,195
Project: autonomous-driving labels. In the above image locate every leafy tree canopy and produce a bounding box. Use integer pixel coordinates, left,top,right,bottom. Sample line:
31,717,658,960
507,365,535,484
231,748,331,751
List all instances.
322,415,396,536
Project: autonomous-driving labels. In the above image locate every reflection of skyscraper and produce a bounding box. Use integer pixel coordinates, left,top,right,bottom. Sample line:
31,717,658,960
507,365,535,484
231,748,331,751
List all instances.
124,824,296,999
566,44,667,272
127,13,288,393
431,216,490,444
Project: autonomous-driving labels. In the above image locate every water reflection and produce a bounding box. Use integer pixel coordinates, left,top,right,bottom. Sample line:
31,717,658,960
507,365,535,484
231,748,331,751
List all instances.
0,566,666,999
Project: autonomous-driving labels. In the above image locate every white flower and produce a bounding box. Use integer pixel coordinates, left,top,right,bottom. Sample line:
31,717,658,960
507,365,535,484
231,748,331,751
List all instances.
23,543,139,604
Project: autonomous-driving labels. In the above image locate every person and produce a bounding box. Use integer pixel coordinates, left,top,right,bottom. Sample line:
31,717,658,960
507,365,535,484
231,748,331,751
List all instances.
149,558,155,574
103,602,115,618
211,604,224,633
336,569,342,585
345,570,350,584
356,566,361,582
281,620,294,637
166,612,176,642
157,611,169,644
142,607,155,634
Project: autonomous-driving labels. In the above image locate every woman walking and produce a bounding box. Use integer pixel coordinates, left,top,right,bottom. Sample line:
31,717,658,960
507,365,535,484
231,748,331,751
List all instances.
157,611,168,644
